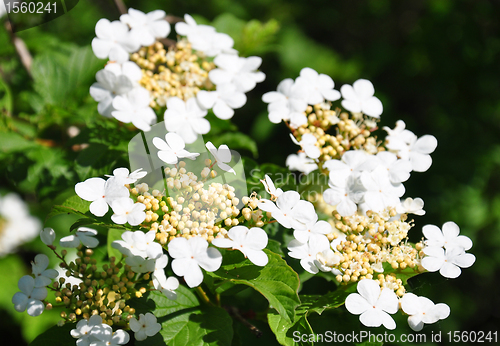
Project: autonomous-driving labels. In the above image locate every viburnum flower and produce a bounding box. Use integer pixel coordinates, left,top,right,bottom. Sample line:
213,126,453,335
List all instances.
112,230,162,259
110,197,146,226
345,279,399,329
400,293,450,331
323,150,376,186
209,54,265,93
262,78,308,126
153,271,179,301
212,226,269,266
316,248,341,272
295,67,341,104
422,221,472,251
175,14,234,56
120,8,170,46
129,313,162,341
125,255,155,273
323,175,364,217
70,315,103,346
90,61,142,117
340,79,383,118
12,275,47,317
206,142,236,174
287,236,330,274
375,151,412,184
75,176,129,217
31,254,58,287
168,237,222,288
40,227,56,246
112,87,157,132
290,133,320,159
92,19,139,63
293,219,332,244
197,84,247,120
286,152,318,174
105,167,147,185
258,190,317,229
360,166,405,213
421,246,475,279
164,97,209,144
153,132,200,165
90,324,130,346
260,174,283,200
60,227,99,248
396,197,425,216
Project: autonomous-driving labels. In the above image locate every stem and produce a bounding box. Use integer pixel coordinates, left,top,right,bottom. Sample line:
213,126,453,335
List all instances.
225,306,262,338
195,286,215,306
113,0,127,15
4,20,32,77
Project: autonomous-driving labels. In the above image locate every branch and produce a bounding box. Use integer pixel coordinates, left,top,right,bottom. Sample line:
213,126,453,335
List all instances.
4,20,32,77
114,0,127,15
225,306,263,338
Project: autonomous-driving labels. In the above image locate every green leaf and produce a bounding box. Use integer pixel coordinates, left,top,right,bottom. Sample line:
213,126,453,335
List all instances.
0,131,38,154
31,53,69,107
69,218,97,232
0,74,13,114
132,288,233,346
46,195,91,221
28,323,75,346
298,284,356,315
268,309,315,346
207,249,300,323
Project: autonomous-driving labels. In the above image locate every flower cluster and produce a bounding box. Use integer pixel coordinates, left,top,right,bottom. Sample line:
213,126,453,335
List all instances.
90,9,265,143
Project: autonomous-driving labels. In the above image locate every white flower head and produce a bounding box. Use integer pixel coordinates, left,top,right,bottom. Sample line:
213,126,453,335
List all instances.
40,227,56,246
209,54,265,93
258,191,317,229
164,97,209,144
212,226,269,266
92,19,140,63
422,221,472,251
396,197,425,216
112,230,162,259
31,254,58,287
286,152,318,175
120,8,171,46
90,323,130,346
295,67,341,104
153,132,200,165
110,198,146,226
125,255,155,273
345,279,399,329
12,275,47,316
105,167,147,185
206,141,236,174
260,174,283,201
400,293,450,331
421,246,475,279
291,133,321,160
112,87,157,132
153,270,179,301
70,315,103,346
60,227,99,248
75,176,130,217
262,78,308,126
340,79,383,118
197,84,247,120
129,313,162,341
293,219,331,244
287,235,330,274
168,237,222,288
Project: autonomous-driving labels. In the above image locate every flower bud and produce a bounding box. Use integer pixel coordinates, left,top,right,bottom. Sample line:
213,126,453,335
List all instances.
40,227,56,246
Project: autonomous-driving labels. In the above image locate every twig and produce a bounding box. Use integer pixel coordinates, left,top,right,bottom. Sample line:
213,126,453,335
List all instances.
4,20,32,77
113,0,127,15
225,306,263,338
165,15,184,24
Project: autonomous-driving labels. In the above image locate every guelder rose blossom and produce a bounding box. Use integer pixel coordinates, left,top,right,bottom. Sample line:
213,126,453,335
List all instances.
422,221,472,251
206,142,235,174
129,313,162,341
120,8,170,46
400,293,450,331
60,227,100,248
421,246,475,279
209,54,265,93
70,315,103,345
258,190,316,229
287,236,330,274
110,198,146,226
262,78,308,126
31,254,58,287
164,97,209,144
197,84,247,120
75,176,129,217
112,87,157,132
153,132,200,165
212,226,269,266
12,275,47,317
295,67,341,104
92,19,139,63
340,79,383,118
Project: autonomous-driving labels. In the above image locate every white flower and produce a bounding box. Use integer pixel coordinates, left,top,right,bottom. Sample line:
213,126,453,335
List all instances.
209,54,265,92
323,174,365,217
31,254,58,287
153,132,200,165
120,8,170,46
400,293,450,331
293,220,332,244
290,133,320,159
286,152,318,174
340,79,383,118
60,227,99,248
175,14,234,56
110,198,146,226
287,236,330,274
129,313,162,341
316,248,341,272
106,167,147,185
295,67,341,104
40,227,56,246
92,19,139,63
262,78,308,126
396,197,425,216
164,97,209,144
89,62,142,117
212,226,269,266
423,221,472,251
152,257,178,300
75,177,130,217
421,246,475,279
168,237,222,288
206,142,235,174
260,174,283,200
12,275,47,316
0,193,41,256
375,151,412,184
258,191,316,229
197,84,247,120
360,166,405,213
323,150,376,186
345,279,399,329
125,255,155,273
112,87,157,132
70,315,103,346
112,230,162,259
89,324,129,346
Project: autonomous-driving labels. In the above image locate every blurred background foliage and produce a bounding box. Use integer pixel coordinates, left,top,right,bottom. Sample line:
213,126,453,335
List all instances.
1,0,499,345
